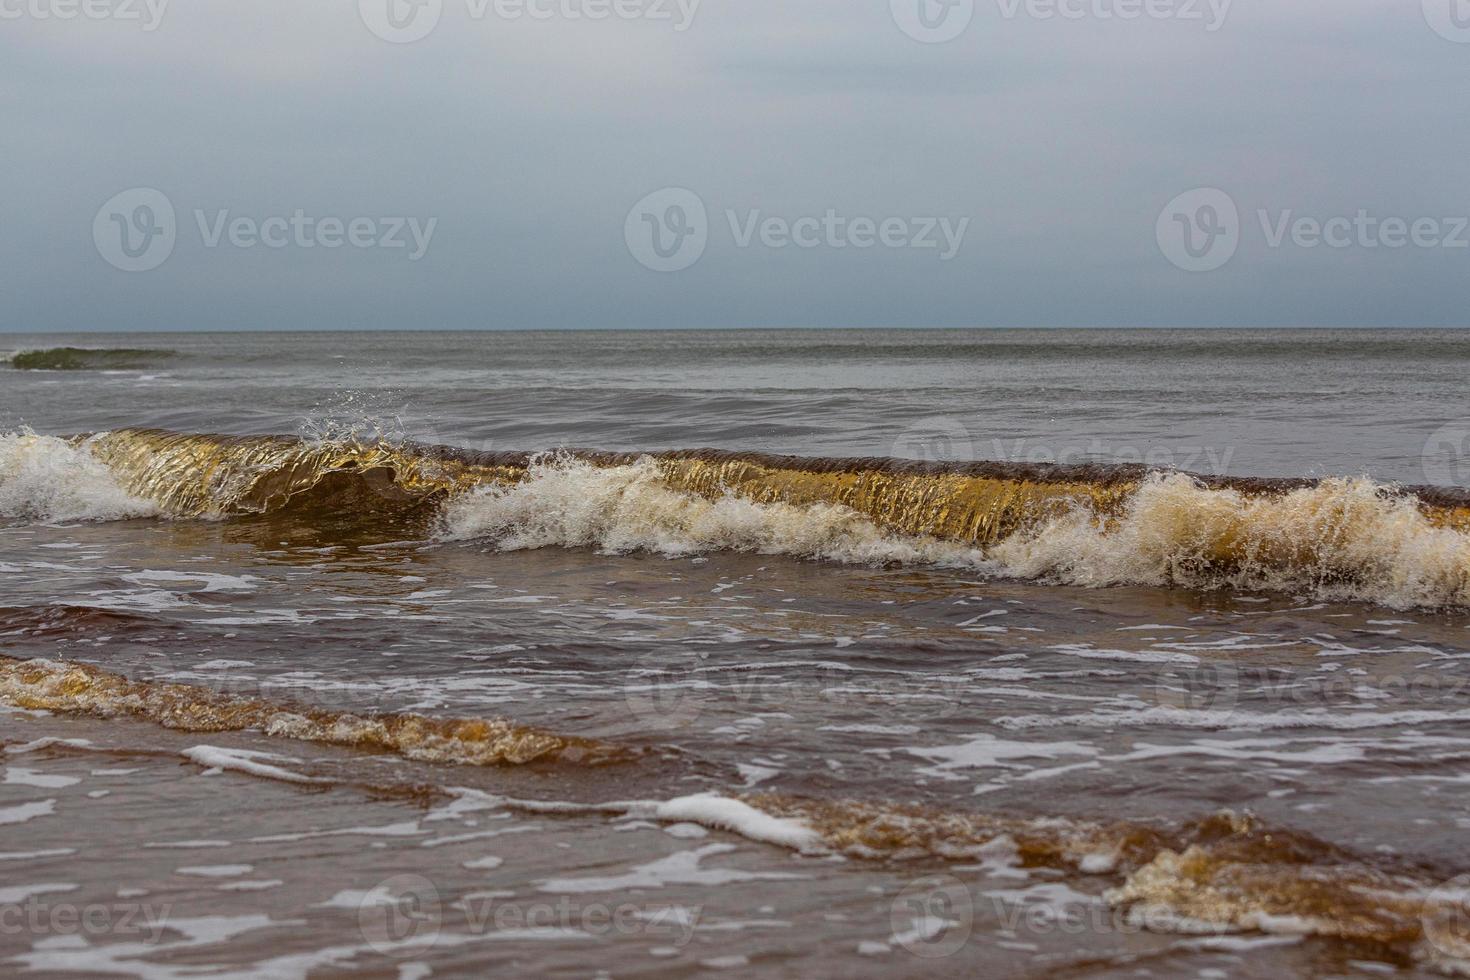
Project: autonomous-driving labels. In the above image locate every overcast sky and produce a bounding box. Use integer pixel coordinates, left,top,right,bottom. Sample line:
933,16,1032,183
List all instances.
4,0,1470,331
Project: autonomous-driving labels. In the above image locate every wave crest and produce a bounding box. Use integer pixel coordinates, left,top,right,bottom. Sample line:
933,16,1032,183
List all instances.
0,431,158,523
437,453,992,567
991,472,1470,609
11,428,1470,607
6,347,175,371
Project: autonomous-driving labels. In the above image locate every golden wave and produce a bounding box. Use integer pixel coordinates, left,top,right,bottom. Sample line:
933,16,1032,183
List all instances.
71,427,1470,532
41,428,1470,606
74,429,522,518
0,656,626,767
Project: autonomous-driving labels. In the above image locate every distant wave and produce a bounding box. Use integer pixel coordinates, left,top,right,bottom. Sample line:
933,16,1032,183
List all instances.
5,346,176,370
7,427,1470,608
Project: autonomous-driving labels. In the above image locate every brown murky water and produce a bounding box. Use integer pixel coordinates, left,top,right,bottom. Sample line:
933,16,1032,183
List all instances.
3,330,1470,978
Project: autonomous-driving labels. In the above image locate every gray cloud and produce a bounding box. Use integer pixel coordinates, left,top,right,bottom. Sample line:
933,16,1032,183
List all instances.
3,0,1469,330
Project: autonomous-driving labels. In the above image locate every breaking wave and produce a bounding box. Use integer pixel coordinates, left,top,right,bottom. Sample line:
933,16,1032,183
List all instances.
8,427,1470,607
437,453,992,568
5,347,176,371
0,431,159,523
993,472,1470,609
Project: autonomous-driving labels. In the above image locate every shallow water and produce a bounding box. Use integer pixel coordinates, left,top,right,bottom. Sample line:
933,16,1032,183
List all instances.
3,329,1470,977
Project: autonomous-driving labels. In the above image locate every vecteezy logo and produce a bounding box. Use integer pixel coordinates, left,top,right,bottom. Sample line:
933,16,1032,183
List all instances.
891,0,974,43
892,416,974,463
1423,874,1470,961
1153,661,1240,716
357,874,442,955
359,0,443,43
1156,188,1239,273
625,188,708,273
93,188,176,272
623,651,705,730
890,875,973,958
1423,0,1470,42
1422,421,1470,486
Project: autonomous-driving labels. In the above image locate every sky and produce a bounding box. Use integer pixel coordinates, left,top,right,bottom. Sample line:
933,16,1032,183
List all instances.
4,0,1470,331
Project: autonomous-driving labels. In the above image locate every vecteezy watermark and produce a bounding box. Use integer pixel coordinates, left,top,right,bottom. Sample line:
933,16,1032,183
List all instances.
454,896,698,947
1158,187,1470,273
890,0,975,43
1422,0,1470,43
989,436,1235,474
995,0,1230,30
0,896,174,943
93,188,437,272
1423,421,1470,486
0,0,168,30
93,188,177,273
1258,210,1470,252
727,210,969,261
893,417,976,463
358,874,442,954
357,874,699,955
891,0,1229,43
1423,874,1470,962
624,188,709,273
625,187,970,273
890,876,974,957
990,889,1234,940
1150,663,1470,721
1155,188,1239,273
358,0,699,43
1150,661,1240,715
889,876,1242,957
623,656,969,731
888,419,1236,475
623,651,708,731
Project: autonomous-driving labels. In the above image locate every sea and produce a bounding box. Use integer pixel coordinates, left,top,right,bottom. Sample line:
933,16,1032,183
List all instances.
2,328,1470,978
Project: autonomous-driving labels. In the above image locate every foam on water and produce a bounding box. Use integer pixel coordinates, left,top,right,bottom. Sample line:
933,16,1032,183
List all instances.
992,472,1470,609
438,453,993,568
0,431,158,523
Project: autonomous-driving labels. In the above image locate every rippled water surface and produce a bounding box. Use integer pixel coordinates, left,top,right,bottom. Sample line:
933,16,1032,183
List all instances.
3,329,1470,978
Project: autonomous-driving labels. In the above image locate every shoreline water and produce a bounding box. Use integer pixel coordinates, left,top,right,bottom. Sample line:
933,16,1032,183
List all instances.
3,330,1470,976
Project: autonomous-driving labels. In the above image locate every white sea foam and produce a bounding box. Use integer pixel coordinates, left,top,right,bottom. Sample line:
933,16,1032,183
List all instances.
176,865,253,878
438,454,992,569
181,746,318,784
2,767,81,789
0,882,77,904
0,431,158,523
902,734,1101,774
990,472,1470,610
648,794,824,853
123,570,258,593
0,799,57,825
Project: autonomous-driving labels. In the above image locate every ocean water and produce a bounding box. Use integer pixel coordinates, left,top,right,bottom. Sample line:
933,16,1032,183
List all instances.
2,329,1470,977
